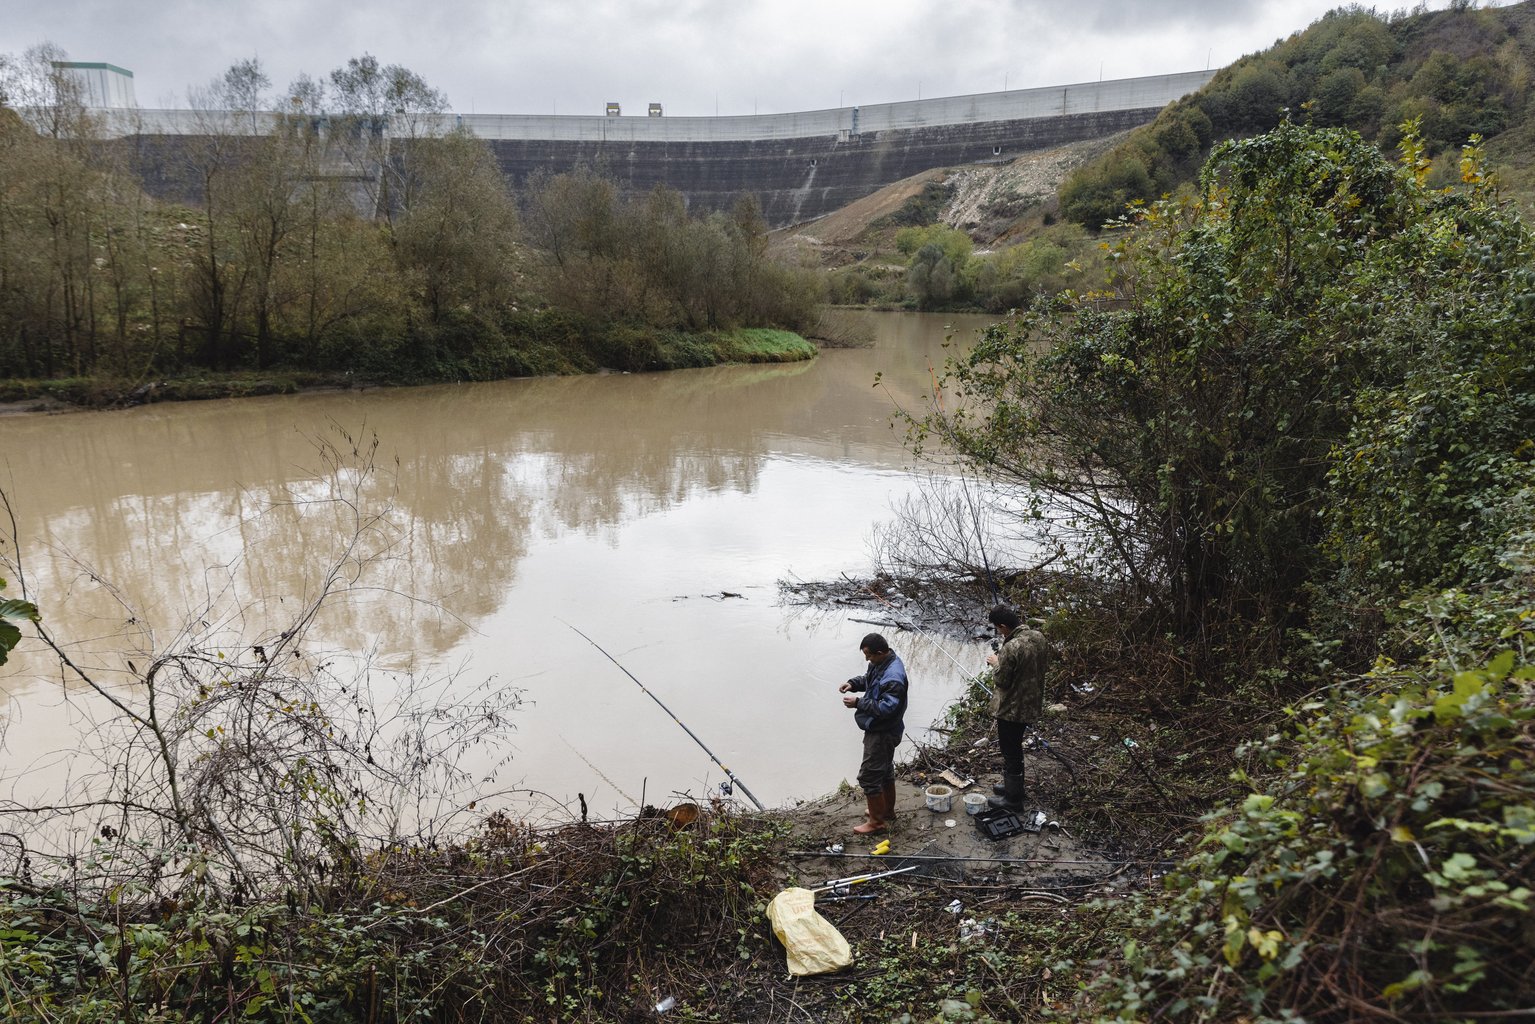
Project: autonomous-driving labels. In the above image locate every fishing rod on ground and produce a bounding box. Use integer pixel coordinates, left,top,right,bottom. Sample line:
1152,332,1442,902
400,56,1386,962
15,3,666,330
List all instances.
790,851,1178,868
561,620,766,812
811,864,919,894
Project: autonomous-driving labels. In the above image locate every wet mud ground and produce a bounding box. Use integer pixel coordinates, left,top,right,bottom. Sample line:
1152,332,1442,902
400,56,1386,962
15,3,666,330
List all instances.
775,716,1169,910
736,717,1174,1017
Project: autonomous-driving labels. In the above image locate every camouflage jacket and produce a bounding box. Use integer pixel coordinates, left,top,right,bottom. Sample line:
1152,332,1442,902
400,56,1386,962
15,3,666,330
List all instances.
989,626,1048,724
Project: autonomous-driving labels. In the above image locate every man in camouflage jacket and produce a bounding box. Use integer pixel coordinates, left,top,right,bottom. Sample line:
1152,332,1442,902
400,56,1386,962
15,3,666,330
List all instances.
985,604,1048,810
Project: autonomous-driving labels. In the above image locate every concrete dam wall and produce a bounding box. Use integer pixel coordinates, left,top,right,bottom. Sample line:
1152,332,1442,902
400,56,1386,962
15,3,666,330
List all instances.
103,70,1215,227
481,106,1179,227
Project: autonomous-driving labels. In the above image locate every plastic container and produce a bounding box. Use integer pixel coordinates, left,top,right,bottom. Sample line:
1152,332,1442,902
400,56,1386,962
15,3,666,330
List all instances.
962,792,988,815
924,784,953,812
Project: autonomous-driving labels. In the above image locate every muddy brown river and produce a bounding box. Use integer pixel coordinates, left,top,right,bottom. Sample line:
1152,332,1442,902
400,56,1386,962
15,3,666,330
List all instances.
1,311,1001,827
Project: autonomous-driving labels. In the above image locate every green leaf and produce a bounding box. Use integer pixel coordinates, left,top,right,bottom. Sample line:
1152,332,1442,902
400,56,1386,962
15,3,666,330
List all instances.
1382,969,1431,1000
1221,919,1247,967
0,597,39,667
1242,793,1274,815
1248,927,1283,961
1359,772,1390,798
1432,673,1487,722
1439,853,1478,883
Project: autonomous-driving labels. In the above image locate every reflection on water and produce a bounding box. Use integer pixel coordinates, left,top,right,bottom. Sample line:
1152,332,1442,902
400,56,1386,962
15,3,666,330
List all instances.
1,311,1001,817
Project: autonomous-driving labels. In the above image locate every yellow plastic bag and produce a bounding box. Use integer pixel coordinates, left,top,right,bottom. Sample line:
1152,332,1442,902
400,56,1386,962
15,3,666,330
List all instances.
765,887,852,976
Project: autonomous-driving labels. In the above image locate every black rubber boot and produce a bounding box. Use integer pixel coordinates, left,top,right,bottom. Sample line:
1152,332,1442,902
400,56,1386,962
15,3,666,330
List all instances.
988,773,1025,804
988,772,1026,811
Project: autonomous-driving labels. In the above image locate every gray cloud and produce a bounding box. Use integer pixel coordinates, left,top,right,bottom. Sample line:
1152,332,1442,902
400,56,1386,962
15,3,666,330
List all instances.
4,0,1502,117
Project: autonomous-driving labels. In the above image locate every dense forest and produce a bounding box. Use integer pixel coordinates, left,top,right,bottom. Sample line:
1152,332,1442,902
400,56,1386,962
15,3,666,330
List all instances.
0,48,821,399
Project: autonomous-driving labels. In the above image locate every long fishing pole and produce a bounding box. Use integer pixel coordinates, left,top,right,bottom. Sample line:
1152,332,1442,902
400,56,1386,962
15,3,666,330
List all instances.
561,621,766,811
790,851,1178,868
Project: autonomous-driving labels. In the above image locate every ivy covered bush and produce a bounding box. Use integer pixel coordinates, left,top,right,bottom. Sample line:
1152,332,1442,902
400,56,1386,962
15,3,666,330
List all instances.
1095,607,1534,1020
910,117,1535,1019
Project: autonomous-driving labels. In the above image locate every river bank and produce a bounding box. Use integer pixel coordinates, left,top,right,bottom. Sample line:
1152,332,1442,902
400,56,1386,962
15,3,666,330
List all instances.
0,564,1191,1022
0,652,1183,1023
0,323,816,414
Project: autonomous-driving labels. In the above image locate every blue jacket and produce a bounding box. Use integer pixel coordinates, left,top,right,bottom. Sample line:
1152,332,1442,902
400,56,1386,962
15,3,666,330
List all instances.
847,653,908,735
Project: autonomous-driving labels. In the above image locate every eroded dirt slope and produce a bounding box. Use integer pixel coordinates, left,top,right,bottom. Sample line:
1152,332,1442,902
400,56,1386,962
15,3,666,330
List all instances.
778,131,1131,263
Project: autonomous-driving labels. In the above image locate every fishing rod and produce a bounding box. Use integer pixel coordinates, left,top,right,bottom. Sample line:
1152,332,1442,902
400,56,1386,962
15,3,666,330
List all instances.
811,864,919,893
561,620,766,811
791,851,1178,868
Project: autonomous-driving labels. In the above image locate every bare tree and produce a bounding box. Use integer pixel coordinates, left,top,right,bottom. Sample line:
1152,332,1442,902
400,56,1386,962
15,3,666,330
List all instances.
0,427,521,902
871,470,1068,604
327,54,449,224
0,42,95,139
177,58,289,368
0,42,110,375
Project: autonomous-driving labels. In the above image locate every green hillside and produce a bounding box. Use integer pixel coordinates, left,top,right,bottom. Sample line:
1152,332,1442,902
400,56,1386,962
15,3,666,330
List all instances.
1062,0,1535,226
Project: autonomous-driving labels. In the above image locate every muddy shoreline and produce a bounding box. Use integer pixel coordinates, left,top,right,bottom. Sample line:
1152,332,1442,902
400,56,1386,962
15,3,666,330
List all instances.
777,572,1154,883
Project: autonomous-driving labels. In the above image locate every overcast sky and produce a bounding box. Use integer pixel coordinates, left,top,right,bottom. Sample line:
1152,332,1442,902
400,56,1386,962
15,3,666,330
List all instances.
5,1,1514,117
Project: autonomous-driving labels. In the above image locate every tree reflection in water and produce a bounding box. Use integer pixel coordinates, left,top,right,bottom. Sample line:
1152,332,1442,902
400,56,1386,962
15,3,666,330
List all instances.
1,311,1002,818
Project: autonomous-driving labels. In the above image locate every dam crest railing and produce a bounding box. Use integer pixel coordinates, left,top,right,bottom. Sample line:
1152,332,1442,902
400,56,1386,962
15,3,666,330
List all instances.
85,69,1215,142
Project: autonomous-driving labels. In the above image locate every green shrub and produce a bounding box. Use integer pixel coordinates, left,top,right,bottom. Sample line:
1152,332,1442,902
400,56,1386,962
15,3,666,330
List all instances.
907,118,1535,1022
875,180,955,229
1089,605,1535,1021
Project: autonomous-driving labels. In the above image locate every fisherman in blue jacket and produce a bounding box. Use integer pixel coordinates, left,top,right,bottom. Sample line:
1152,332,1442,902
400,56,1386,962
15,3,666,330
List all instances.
839,632,908,835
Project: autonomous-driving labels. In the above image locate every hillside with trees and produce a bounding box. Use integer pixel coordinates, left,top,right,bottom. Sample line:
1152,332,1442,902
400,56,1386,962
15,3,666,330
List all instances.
1060,0,1535,227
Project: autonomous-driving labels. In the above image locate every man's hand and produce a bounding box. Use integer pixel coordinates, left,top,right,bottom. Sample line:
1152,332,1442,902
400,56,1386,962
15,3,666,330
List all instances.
838,681,852,693
986,654,999,667
842,695,858,708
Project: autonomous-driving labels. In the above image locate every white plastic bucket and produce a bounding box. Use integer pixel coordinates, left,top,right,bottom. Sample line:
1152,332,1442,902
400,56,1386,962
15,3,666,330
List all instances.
924,784,953,812
963,793,987,815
